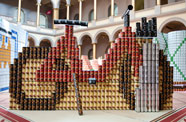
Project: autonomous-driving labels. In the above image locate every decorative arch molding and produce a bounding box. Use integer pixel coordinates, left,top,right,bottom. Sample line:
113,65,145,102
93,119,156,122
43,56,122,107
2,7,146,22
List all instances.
111,26,123,41
28,34,37,46
79,32,93,45
39,37,54,47
93,30,111,43
158,17,186,32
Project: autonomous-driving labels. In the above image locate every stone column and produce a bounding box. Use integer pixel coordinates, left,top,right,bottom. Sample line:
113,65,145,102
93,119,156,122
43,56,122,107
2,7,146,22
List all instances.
36,2,41,27
94,0,97,20
66,5,70,20
66,0,71,20
78,45,82,58
51,0,61,29
93,43,97,59
79,0,83,21
111,0,114,16
157,0,161,5
53,8,59,28
132,0,135,10
17,0,22,23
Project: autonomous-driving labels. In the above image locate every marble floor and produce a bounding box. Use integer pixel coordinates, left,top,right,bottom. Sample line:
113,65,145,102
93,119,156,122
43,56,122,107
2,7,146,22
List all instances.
0,91,186,122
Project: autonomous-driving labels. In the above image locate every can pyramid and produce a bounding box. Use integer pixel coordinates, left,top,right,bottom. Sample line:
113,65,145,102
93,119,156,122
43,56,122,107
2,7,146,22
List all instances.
9,21,173,112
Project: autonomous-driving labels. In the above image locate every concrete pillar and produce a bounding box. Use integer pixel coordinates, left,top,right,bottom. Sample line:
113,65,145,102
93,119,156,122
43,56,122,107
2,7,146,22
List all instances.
17,0,22,23
67,5,70,20
111,0,114,16
93,43,97,59
157,0,161,5
132,0,135,10
94,0,97,20
78,45,82,58
51,0,61,29
66,0,71,20
36,3,41,27
79,0,83,21
53,8,59,28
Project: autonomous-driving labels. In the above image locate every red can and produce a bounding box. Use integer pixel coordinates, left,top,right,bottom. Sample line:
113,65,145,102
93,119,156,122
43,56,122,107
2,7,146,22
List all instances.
128,32,132,37
98,71,102,82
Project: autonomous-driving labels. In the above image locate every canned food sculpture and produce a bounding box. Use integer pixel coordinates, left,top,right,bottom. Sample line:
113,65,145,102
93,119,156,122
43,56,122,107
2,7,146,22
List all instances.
9,6,173,112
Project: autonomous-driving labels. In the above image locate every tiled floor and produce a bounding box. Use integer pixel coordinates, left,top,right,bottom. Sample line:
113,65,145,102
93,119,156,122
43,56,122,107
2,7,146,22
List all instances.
0,90,186,122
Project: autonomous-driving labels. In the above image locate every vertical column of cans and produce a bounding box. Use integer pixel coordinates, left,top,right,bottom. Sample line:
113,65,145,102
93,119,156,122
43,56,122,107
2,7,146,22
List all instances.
135,32,142,112
166,61,170,110
131,32,135,110
140,66,144,112
36,47,41,109
67,25,71,109
169,66,173,109
151,44,156,112
143,43,148,112
34,48,38,110
124,30,129,109
67,26,72,59
159,50,163,110
25,48,30,110
119,32,124,102
33,48,37,111
32,49,36,110
30,48,34,110
13,59,18,110
147,43,152,112
43,51,47,110
163,54,167,110
27,48,32,110
130,32,135,93
135,88,141,112
164,55,168,110
31,59,34,111
16,53,22,109
166,61,173,110
70,47,75,110
76,46,80,110
60,37,65,59
134,32,140,92
112,43,117,109
128,55,132,110
114,39,119,110
9,64,14,109
155,45,159,112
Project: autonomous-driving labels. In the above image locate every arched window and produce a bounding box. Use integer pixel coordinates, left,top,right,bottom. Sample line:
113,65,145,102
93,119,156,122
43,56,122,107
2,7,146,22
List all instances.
108,3,118,17
74,14,79,20
15,9,25,23
89,9,94,21
40,39,51,47
40,14,48,28
161,21,186,33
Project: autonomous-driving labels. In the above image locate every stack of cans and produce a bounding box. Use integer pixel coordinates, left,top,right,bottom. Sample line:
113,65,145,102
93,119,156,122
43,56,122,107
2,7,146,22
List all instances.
9,19,173,111
136,17,157,37
135,43,160,112
159,50,173,110
135,43,173,112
